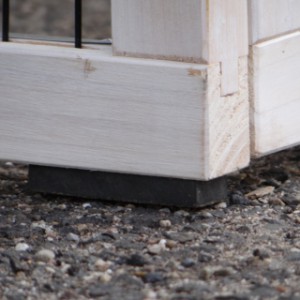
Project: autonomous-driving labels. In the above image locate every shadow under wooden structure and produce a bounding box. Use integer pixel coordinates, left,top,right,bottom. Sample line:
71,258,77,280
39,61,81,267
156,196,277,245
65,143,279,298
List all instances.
0,0,299,206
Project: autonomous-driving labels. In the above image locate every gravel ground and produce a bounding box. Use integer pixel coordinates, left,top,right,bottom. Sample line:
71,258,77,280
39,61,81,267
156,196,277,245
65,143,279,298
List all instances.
2,2,300,299
2,147,300,299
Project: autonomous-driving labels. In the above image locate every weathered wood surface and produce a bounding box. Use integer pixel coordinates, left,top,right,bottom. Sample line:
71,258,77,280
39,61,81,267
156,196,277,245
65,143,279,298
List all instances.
112,0,248,95
249,0,300,44
250,31,300,156
0,43,249,180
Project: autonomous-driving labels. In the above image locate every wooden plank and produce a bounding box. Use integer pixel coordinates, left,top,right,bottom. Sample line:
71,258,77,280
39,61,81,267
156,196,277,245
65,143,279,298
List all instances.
0,43,249,180
112,0,248,96
250,32,300,156
249,0,300,44
204,0,248,95
207,56,250,178
112,0,204,63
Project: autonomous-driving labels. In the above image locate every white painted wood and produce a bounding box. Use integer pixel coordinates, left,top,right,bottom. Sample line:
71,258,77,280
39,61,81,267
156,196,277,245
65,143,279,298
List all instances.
203,0,248,95
112,0,248,95
207,56,250,178
112,0,204,62
0,43,249,180
250,32,300,156
249,0,300,44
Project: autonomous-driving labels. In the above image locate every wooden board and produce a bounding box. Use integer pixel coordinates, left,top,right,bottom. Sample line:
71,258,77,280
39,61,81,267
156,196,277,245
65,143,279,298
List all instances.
112,0,248,95
249,0,300,44
0,43,249,180
250,31,300,156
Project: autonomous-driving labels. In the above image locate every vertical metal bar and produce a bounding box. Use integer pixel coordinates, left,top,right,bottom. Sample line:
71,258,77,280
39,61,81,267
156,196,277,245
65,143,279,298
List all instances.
75,0,82,48
2,0,9,42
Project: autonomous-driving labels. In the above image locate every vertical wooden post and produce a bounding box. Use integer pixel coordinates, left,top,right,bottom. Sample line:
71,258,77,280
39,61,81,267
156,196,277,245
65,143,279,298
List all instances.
111,0,250,179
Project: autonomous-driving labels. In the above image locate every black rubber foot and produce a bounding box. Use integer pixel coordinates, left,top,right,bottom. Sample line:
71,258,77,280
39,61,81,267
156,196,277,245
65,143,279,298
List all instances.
27,165,227,208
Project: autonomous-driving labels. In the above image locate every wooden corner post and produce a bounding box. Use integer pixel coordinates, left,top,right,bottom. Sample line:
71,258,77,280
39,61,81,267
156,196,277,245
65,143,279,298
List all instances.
112,0,250,179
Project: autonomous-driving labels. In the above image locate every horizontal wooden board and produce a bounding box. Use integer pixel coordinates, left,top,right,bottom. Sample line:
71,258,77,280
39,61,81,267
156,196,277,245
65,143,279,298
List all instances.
249,0,300,44
250,32,300,155
112,0,248,96
0,43,249,180
0,43,207,180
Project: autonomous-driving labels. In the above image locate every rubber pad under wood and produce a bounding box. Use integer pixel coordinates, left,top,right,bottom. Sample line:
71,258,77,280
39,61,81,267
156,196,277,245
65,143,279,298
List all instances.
27,165,227,207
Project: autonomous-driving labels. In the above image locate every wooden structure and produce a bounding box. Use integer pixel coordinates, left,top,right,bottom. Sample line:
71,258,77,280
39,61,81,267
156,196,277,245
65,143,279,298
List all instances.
0,0,299,206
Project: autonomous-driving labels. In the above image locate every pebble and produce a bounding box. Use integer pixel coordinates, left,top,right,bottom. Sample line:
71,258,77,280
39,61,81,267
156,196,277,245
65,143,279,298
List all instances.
15,242,30,252
246,186,275,198
94,259,111,271
253,248,270,260
165,231,196,243
144,272,164,283
126,254,148,266
82,203,92,209
159,219,172,228
229,191,251,205
35,249,55,262
268,197,285,206
174,210,190,217
67,232,80,242
214,202,227,209
147,239,166,255
181,258,196,268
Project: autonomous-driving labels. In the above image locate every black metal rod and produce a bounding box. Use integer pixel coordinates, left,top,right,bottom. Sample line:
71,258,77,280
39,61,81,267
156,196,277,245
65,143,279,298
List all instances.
2,0,9,42
75,0,82,48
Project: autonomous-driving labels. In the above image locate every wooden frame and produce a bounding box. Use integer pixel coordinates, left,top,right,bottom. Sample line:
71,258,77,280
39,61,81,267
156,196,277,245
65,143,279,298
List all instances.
1,0,300,189
249,0,300,156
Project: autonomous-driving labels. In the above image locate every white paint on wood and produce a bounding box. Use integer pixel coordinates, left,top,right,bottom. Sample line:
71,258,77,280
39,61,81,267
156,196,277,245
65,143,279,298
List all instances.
112,0,248,95
249,0,300,44
250,32,300,156
112,0,204,62
207,56,249,177
0,43,249,180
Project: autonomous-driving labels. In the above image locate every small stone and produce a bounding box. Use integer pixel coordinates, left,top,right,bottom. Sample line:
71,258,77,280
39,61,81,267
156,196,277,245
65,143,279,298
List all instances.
181,258,196,268
285,249,300,261
214,202,227,209
197,211,213,219
35,249,55,262
95,259,111,271
253,248,270,260
147,239,166,255
99,273,112,283
229,191,251,205
67,232,80,242
159,208,171,214
246,186,275,198
57,204,67,210
165,231,196,243
126,254,148,266
83,203,92,209
166,240,177,249
159,219,172,228
143,272,164,283
268,197,285,206
174,210,190,217
15,242,30,252
213,267,234,277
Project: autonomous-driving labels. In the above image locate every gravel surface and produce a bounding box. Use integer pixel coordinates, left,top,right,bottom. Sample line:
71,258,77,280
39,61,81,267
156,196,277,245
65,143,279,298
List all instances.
2,147,300,299
2,2,300,299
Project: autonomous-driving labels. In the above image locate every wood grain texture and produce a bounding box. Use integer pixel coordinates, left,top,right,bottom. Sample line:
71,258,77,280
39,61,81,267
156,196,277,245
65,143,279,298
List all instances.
112,0,248,96
249,0,300,44
112,0,204,62
207,56,249,178
0,43,249,180
250,32,300,156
